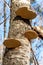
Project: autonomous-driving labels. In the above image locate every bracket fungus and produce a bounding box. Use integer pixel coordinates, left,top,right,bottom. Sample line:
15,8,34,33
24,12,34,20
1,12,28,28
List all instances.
16,7,37,20
3,38,21,48
24,30,38,40
15,0,37,19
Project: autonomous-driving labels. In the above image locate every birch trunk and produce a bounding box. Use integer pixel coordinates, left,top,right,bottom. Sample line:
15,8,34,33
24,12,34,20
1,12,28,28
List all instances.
3,0,35,65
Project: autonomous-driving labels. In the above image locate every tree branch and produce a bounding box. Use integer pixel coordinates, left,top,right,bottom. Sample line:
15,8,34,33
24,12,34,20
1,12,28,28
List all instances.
4,0,10,8
0,15,10,25
31,26,43,39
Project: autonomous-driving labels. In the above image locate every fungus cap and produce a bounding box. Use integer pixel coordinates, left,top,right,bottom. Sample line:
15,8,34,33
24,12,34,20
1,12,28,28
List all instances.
14,0,37,19
16,7,37,20
24,30,38,40
3,38,21,48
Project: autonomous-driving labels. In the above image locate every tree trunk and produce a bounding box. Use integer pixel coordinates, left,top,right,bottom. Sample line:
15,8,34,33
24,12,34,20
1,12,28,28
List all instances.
3,0,36,65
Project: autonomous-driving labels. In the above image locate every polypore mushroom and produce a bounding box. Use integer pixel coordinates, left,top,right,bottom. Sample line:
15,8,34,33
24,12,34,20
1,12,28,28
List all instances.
16,7,37,19
3,38,21,48
15,0,37,19
23,30,38,40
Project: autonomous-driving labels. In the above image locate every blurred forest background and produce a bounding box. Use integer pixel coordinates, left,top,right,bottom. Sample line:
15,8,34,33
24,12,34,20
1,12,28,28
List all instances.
0,0,43,65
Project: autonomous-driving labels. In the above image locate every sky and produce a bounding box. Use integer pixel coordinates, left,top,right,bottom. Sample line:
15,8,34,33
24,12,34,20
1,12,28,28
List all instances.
0,0,10,45
31,1,43,64
31,0,43,26
0,0,43,65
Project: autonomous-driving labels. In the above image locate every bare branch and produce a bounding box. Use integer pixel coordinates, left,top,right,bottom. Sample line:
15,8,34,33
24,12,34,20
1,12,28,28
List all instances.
31,26,43,39
4,0,10,8
0,15,10,25
29,39,39,65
